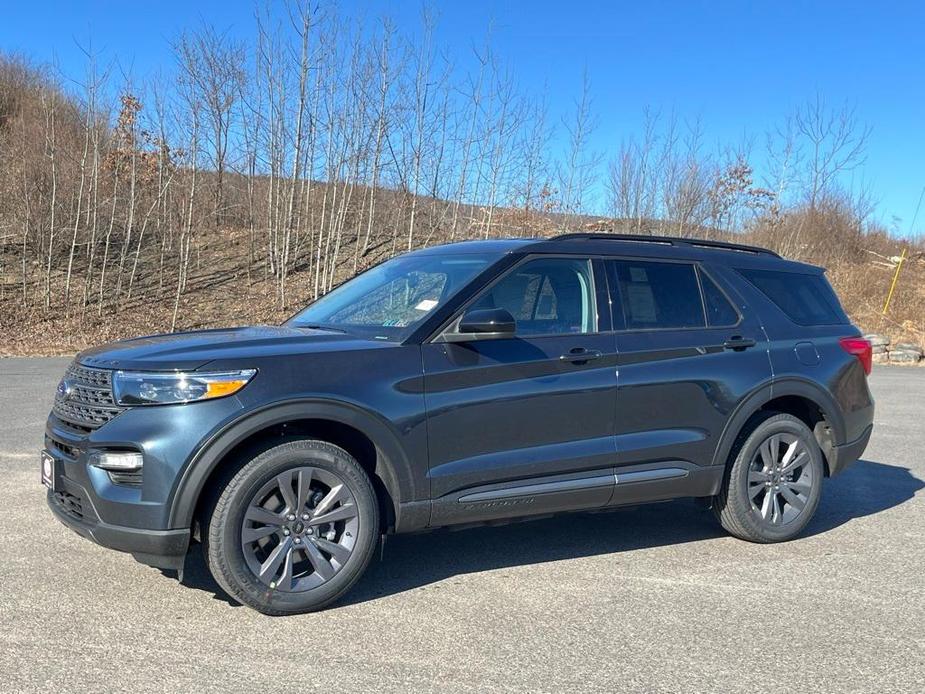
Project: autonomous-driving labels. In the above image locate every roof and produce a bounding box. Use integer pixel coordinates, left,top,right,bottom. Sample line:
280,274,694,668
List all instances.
409,238,534,256
410,233,821,272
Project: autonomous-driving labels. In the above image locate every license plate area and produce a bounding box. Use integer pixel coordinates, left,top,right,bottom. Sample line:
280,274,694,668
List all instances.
41,450,57,491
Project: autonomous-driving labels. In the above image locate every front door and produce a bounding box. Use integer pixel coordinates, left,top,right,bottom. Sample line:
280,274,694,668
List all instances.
422,256,618,525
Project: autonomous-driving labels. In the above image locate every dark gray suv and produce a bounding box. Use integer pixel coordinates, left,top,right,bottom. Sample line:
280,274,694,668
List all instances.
43,233,874,614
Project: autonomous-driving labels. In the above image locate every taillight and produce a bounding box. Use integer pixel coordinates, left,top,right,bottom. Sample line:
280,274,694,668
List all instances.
839,336,872,375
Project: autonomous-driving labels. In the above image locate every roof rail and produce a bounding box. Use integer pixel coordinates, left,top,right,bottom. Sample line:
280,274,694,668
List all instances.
553,232,781,258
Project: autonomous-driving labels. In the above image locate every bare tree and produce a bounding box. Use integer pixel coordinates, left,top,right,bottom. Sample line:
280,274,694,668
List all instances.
557,69,601,229
174,25,246,227
795,94,871,210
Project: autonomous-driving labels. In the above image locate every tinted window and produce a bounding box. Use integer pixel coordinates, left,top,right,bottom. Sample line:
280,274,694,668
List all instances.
470,258,596,336
700,271,739,327
610,260,705,329
739,268,845,326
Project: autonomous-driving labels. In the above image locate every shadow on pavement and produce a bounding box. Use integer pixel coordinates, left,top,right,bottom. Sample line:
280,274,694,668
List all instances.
173,458,922,610
806,459,924,536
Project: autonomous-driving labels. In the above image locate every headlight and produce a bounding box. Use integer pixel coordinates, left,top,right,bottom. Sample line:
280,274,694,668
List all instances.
112,369,257,406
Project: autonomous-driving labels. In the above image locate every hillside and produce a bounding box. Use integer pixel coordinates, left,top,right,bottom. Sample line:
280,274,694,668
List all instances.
2,209,923,357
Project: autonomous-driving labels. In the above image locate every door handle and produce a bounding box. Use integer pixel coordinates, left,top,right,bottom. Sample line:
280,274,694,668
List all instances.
723,336,757,351
559,348,603,363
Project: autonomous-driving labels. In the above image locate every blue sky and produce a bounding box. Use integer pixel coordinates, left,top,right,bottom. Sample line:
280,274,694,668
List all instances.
2,1,923,236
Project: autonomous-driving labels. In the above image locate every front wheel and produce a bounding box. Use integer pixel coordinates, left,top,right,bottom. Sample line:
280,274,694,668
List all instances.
714,413,824,543
204,439,379,615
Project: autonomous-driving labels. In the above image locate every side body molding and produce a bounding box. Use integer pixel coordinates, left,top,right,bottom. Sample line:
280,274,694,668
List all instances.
166,399,420,531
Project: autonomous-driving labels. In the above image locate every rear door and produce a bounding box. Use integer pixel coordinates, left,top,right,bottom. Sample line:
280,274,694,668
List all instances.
422,256,618,525
605,257,771,495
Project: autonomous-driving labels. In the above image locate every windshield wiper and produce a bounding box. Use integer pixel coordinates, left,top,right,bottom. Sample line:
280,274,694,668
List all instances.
295,323,349,334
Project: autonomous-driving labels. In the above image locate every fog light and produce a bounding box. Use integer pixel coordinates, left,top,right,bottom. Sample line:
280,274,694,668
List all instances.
90,451,144,471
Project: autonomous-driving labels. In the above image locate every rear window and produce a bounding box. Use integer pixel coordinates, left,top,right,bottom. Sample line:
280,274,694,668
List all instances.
610,260,705,329
738,268,846,326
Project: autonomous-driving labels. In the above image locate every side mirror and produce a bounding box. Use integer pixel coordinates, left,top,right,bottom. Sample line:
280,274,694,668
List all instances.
448,308,516,341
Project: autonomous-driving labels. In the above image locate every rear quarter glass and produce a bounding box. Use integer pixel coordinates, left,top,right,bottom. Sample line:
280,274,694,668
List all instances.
737,268,848,326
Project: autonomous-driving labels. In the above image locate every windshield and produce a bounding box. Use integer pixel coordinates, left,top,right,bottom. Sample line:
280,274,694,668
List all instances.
287,252,496,340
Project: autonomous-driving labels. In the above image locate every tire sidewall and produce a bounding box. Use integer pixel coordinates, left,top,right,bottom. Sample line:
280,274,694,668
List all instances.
208,440,379,614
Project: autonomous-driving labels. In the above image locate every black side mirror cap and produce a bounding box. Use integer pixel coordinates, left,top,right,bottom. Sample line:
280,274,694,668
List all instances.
445,308,516,342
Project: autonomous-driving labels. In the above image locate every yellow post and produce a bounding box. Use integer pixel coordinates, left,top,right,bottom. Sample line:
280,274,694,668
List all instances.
881,247,907,316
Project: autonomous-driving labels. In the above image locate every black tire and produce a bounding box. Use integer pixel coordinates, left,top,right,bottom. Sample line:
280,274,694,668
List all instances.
713,412,824,543
203,439,379,615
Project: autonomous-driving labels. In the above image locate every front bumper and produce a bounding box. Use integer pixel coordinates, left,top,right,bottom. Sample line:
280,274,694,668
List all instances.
828,423,873,476
47,488,189,570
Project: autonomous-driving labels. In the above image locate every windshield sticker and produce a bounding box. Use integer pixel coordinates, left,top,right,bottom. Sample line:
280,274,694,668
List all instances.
415,299,439,312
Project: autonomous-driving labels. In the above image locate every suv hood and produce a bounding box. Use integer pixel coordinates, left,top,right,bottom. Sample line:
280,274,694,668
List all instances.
78,325,389,371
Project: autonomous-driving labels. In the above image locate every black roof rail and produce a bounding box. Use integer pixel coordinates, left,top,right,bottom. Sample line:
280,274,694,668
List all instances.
552,232,781,258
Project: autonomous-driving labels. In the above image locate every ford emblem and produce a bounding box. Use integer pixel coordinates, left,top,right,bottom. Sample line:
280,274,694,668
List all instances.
56,378,73,402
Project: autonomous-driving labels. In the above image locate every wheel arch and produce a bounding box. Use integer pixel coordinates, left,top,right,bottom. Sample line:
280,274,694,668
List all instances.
711,378,847,476
167,399,418,533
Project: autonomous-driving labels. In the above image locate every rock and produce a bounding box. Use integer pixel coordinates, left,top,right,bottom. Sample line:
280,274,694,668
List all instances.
864,333,890,348
893,343,923,356
889,349,922,363
872,352,890,364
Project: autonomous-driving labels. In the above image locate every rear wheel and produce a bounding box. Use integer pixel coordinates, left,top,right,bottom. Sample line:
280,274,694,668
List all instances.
204,439,379,614
714,413,824,543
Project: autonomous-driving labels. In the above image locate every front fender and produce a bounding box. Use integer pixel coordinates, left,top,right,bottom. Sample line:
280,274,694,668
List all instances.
166,398,420,530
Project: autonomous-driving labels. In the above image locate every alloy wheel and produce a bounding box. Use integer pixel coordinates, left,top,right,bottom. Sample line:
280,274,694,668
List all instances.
747,432,816,527
240,466,359,592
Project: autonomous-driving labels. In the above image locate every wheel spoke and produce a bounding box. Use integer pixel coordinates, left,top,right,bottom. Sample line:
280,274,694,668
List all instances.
245,506,285,526
277,545,295,591
302,539,336,580
259,537,292,581
779,484,806,511
758,439,774,470
242,524,279,543
312,483,346,518
296,468,314,511
781,450,808,475
313,537,352,565
787,480,813,495
780,439,799,466
275,470,298,512
760,489,774,520
309,503,357,526
749,483,766,500
748,470,770,483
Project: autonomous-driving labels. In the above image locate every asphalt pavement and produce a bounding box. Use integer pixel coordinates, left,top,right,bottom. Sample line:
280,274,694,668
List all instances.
1,358,923,693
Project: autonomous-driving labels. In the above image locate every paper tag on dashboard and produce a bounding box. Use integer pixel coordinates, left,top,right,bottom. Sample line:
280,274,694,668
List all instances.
415,299,438,311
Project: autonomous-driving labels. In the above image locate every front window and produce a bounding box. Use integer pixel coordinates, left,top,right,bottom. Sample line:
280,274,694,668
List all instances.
288,253,496,340
468,257,597,336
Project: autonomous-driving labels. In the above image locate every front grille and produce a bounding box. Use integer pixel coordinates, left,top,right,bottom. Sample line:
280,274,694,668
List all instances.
53,490,84,521
52,363,124,431
46,435,79,460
